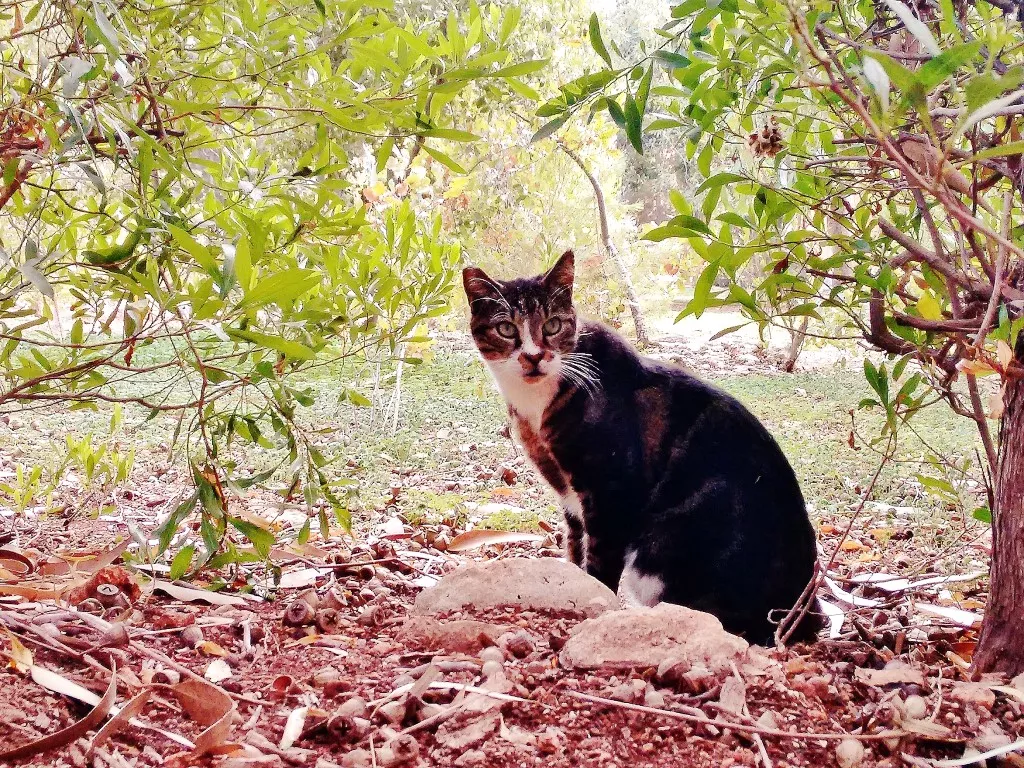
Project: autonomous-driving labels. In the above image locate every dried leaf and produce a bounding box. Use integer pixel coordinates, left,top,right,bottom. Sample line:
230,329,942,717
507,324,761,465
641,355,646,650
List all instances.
154,580,247,606
916,602,982,627
197,641,228,657
884,0,941,56
0,548,34,577
0,666,116,761
0,583,63,600
88,687,155,756
4,629,33,673
854,666,925,686
997,340,1014,369
447,529,545,552
929,739,1024,767
902,717,956,740
280,706,309,750
818,598,846,639
718,675,746,715
171,679,236,756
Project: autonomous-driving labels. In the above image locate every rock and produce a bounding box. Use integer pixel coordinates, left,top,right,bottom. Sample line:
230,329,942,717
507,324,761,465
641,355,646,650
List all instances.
971,722,1011,753
835,739,865,768
220,756,285,768
479,646,505,664
901,695,927,720
950,682,996,710
537,727,564,755
643,688,666,709
481,660,503,680
656,657,690,685
338,696,368,719
499,630,535,659
399,615,506,654
435,710,502,751
559,604,748,672
341,750,372,768
453,750,487,767
413,558,617,617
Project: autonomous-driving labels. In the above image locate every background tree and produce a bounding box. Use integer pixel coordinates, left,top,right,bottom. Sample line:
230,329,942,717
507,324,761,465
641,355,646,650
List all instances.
0,0,534,567
543,0,1024,673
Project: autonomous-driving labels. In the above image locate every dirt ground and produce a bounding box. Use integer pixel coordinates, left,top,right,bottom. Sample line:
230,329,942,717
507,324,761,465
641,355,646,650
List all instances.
0,504,1019,768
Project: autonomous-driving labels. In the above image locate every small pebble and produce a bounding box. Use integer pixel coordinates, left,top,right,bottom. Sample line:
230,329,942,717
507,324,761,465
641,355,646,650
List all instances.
836,738,865,768
479,646,504,664
338,696,368,719
481,660,503,680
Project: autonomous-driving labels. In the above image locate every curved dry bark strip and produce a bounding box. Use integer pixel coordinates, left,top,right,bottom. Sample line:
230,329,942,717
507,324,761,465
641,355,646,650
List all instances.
0,664,117,762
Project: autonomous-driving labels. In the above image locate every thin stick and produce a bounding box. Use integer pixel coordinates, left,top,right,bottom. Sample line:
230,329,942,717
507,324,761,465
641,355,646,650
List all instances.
776,435,895,645
975,189,1013,346
565,690,903,742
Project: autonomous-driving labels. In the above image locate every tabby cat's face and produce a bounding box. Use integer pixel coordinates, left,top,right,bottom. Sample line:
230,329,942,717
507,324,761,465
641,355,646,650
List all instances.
462,250,579,389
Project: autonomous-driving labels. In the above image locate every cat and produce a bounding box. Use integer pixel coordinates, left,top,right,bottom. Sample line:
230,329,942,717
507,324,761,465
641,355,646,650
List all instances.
463,250,821,645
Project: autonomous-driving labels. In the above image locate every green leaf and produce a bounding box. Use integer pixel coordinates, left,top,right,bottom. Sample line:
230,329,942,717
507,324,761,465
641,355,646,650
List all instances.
168,545,195,580
421,144,467,174
420,128,480,142
229,517,274,559
606,98,626,128
488,59,548,78
239,269,319,309
168,225,217,275
863,52,919,94
653,50,691,69
624,94,643,153
915,41,982,91
964,68,1024,114
589,13,613,68
695,172,745,193
972,506,992,524
228,328,316,361
637,63,654,117
375,137,395,173
969,140,1024,162
531,115,568,143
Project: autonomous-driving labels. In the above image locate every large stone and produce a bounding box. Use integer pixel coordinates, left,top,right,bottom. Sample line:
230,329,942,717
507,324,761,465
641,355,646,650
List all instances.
412,558,617,617
398,615,506,654
559,603,749,672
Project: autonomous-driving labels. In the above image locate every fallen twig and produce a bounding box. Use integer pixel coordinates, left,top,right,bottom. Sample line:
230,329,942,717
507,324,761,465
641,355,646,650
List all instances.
565,690,904,743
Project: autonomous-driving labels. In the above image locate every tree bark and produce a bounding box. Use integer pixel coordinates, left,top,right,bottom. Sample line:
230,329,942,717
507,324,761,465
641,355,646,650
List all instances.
783,316,809,373
973,332,1024,674
558,142,650,347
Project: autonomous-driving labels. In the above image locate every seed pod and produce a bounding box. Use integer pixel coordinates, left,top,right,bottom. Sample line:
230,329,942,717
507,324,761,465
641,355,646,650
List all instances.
283,599,315,626
180,625,204,647
315,608,342,635
95,583,126,608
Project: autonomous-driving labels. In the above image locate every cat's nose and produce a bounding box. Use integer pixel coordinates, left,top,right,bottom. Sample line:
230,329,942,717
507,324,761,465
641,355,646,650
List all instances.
519,350,547,372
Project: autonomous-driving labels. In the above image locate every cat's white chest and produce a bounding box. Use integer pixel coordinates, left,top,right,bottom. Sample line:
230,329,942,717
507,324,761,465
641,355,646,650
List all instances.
485,360,559,433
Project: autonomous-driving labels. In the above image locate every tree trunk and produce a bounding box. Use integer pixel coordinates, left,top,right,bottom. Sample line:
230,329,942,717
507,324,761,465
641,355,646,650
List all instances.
783,316,809,373
558,141,650,347
973,333,1024,675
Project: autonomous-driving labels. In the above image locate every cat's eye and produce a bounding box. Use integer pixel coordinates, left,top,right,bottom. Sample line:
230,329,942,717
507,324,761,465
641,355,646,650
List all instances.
543,317,562,335
495,321,517,339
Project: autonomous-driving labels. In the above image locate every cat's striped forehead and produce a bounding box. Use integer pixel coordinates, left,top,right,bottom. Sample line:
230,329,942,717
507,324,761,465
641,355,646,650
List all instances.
486,278,564,316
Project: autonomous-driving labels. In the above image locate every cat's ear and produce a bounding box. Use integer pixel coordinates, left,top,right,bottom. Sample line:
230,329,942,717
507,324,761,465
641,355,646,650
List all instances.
462,266,500,308
544,250,574,296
